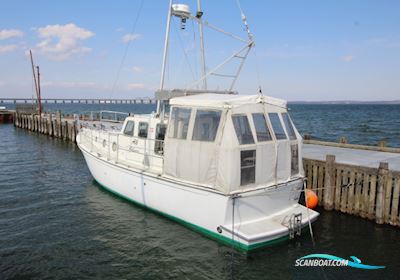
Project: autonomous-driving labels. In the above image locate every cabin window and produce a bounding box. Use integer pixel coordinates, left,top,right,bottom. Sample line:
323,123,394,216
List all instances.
192,110,221,141
282,113,297,140
268,113,287,140
169,107,191,139
138,122,149,138
154,123,167,155
123,121,135,136
240,150,256,186
252,113,272,142
291,144,299,175
232,115,255,145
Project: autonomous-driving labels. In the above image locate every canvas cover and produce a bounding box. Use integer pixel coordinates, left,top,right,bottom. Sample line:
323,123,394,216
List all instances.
164,94,303,194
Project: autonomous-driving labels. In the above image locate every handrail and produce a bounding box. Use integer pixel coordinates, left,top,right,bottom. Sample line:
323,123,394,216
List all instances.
79,128,164,160
80,110,129,123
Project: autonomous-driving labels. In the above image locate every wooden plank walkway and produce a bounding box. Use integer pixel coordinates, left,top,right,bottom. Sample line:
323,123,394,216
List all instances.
303,144,400,171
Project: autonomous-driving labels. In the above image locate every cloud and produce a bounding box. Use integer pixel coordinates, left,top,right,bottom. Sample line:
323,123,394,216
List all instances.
131,66,143,73
126,83,145,90
33,23,94,60
341,55,354,62
0,29,24,40
122,33,141,43
0,44,18,53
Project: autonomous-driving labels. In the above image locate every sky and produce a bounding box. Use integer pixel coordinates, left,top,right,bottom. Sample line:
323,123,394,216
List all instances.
0,0,399,101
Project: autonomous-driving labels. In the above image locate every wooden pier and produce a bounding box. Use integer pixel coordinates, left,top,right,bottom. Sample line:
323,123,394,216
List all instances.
9,112,400,228
13,112,79,142
303,139,400,228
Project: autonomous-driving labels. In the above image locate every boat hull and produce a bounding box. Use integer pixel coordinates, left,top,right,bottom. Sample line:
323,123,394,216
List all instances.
79,145,319,251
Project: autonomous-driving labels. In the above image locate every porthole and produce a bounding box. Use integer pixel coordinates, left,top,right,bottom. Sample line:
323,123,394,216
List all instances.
102,139,106,147
112,142,117,151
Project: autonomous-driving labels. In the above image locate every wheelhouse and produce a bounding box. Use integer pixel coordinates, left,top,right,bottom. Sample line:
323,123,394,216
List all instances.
163,93,303,194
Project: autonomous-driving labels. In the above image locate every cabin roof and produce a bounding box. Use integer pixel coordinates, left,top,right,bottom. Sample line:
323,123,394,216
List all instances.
169,93,287,108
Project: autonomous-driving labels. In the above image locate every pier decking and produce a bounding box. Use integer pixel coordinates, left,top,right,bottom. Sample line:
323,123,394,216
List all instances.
7,111,400,228
304,143,400,171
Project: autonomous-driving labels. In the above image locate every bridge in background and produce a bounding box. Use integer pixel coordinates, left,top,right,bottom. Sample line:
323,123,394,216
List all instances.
0,98,156,104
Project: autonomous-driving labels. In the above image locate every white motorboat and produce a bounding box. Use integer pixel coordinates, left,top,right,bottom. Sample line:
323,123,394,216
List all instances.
77,0,319,251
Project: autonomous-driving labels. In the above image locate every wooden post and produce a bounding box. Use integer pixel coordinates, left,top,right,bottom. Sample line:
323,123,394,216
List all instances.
340,136,348,144
63,120,68,140
378,140,386,148
71,121,76,143
340,170,349,213
317,165,324,205
43,117,47,134
390,178,400,226
354,172,363,215
323,155,336,210
34,115,37,132
347,171,356,214
384,175,393,224
56,111,62,138
334,169,342,210
48,114,53,136
367,175,377,219
375,162,389,224
360,174,369,218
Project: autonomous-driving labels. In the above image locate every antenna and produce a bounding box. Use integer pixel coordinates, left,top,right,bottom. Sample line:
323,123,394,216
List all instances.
157,0,255,114
196,0,207,90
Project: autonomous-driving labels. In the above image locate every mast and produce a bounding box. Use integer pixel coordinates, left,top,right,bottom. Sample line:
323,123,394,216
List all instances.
36,66,42,115
158,0,173,115
155,1,253,108
29,50,42,115
196,0,207,90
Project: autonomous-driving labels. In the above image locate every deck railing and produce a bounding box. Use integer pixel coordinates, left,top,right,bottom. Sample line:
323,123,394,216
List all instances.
79,127,165,171
80,111,129,123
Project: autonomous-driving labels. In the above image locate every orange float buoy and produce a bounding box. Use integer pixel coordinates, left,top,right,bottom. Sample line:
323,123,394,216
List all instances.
305,189,318,209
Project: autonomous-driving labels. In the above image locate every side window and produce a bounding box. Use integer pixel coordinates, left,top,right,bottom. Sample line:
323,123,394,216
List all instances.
154,124,167,155
169,107,191,139
252,113,272,142
138,122,148,138
291,144,299,175
232,115,254,145
268,113,287,140
282,113,297,140
192,110,221,141
240,150,256,186
123,121,134,136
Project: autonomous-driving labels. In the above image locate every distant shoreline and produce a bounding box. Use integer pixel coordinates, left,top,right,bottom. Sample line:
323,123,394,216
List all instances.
288,100,400,105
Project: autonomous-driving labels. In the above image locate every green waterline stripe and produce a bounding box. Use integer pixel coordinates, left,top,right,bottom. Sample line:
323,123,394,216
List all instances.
94,180,292,251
